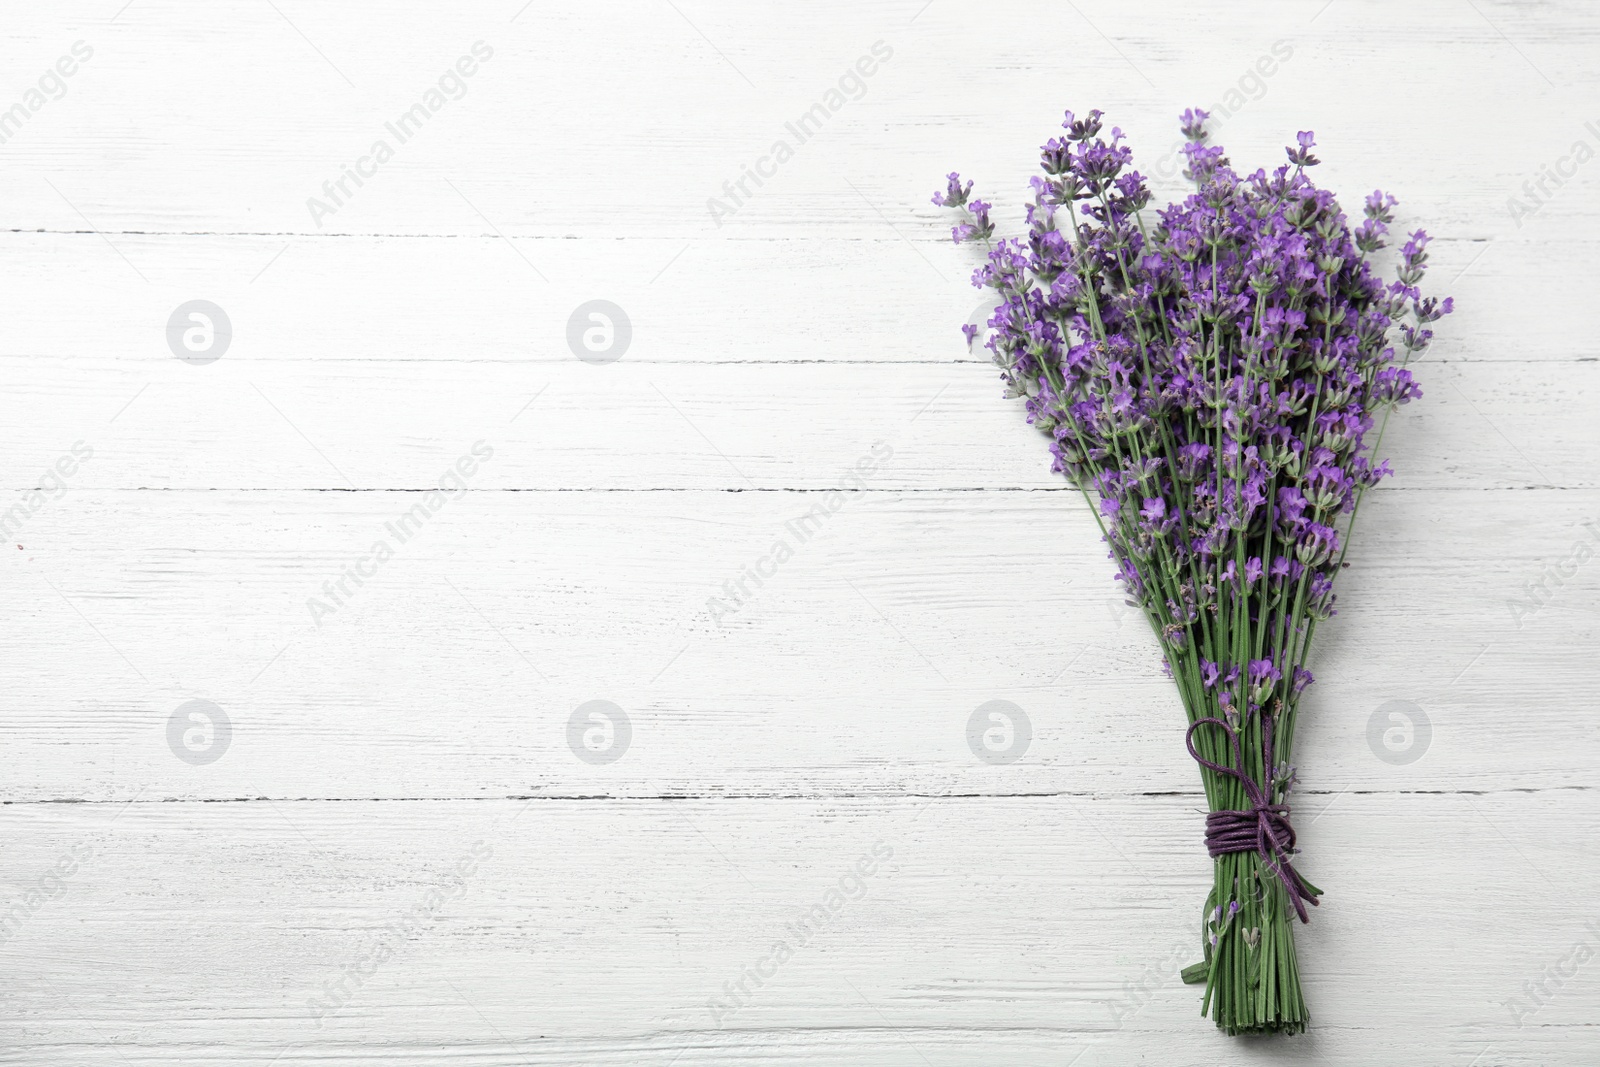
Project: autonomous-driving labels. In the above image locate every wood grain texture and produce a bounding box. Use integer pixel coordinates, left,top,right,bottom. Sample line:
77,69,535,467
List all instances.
2,0,1597,1063
0,356,1594,490
2,488,1595,804
2,791,1596,1065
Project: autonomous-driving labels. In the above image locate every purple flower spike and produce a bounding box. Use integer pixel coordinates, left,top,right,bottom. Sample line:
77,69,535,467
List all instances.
1287,130,1319,167
934,107,1450,1035
931,171,973,208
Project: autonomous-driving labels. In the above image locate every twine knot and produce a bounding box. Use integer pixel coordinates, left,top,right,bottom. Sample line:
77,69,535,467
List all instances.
1185,716,1321,923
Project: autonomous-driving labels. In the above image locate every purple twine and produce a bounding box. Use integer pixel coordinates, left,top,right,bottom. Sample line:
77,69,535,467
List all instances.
1185,715,1320,923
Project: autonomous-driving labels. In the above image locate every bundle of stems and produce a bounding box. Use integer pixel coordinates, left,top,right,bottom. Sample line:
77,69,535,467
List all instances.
936,109,1450,1034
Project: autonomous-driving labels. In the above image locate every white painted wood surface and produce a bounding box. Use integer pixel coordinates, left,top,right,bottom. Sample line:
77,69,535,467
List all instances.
2,0,1597,1063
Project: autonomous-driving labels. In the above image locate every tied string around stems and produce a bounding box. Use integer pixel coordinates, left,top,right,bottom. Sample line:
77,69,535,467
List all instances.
1185,715,1321,923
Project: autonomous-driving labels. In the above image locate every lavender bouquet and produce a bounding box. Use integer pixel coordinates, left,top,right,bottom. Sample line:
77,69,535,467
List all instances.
936,109,1450,1035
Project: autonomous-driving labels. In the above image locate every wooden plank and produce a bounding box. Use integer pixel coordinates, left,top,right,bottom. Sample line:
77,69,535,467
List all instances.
0,790,1592,1065
0,356,1592,491
1,488,1592,802
0,0,1596,242
0,228,1578,364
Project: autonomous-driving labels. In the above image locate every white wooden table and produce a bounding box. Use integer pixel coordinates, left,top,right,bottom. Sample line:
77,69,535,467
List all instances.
2,1,1596,1063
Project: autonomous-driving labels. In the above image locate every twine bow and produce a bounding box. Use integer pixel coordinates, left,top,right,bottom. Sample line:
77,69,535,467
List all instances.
1185,715,1320,923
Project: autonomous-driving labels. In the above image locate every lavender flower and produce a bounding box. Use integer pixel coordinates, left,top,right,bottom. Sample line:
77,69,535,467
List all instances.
931,171,972,208
936,108,1452,1038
